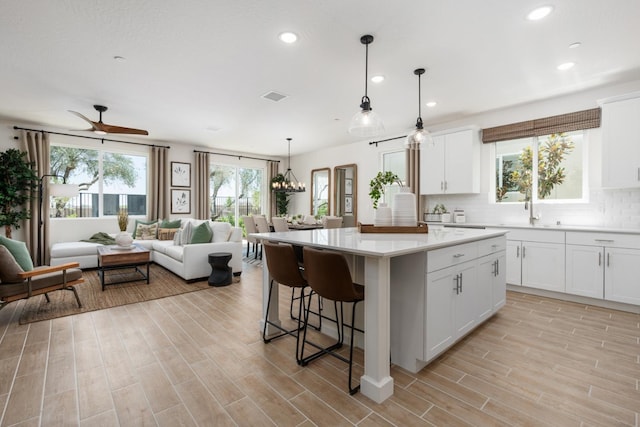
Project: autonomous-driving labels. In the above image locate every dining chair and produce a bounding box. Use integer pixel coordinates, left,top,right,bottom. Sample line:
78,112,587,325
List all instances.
323,216,343,229
241,215,259,258
253,215,271,259
272,216,290,232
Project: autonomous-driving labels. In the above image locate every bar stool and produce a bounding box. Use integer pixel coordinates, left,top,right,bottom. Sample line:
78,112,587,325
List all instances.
262,241,310,364
300,246,364,395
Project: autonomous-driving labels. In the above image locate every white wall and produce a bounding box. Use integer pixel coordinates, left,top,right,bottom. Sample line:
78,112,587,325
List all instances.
290,79,640,229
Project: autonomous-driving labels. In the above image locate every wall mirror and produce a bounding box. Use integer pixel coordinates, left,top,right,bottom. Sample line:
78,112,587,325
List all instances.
334,163,357,227
310,168,331,217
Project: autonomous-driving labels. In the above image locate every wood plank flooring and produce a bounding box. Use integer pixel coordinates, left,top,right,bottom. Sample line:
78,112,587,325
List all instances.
0,260,638,426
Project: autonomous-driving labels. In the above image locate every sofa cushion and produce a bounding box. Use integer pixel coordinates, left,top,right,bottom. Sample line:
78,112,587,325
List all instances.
158,228,178,240
191,222,213,244
164,245,184,262
50,241,102,258
211,221,233,242
0,245,25,283
160,219,181,229
134,220,158,239
132,240,155,250
179,222,193,245
0,236,33,272
152,240,174,254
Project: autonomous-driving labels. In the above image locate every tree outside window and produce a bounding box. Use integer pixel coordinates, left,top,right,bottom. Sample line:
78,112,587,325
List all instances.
495,131,584,203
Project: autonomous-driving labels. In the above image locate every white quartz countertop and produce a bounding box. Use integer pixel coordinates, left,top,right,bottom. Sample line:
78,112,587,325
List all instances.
427,222,640,235
251,227,506,258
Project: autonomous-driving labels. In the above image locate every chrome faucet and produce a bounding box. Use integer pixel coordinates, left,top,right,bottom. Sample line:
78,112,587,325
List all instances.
524,199,540,225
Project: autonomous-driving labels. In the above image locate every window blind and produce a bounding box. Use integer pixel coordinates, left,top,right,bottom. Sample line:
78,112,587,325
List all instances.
481,107,601,143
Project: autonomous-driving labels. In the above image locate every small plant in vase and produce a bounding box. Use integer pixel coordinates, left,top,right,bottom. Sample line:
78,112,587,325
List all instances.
369,171,402,226
115,209,133,247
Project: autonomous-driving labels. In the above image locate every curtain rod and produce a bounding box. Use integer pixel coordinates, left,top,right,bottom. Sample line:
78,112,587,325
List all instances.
194,149,280,163
368,135,407,146
13,126,171,149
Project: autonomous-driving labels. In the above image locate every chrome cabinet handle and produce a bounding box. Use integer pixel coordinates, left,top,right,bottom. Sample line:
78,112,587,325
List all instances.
496,259,499,276
522,246,526,258
594,239,615,243
441,181,444,190
458,273,463,293
453,253,465,258
444,181,448,191
598,252,602,266
453,275,460,294
516,246,520,258
492,260,496,276
607,253,610,267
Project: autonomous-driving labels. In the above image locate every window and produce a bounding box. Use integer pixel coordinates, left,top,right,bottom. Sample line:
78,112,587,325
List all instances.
495,131,585,203
210,163,264,225
50,144,148,217
381,150,405,205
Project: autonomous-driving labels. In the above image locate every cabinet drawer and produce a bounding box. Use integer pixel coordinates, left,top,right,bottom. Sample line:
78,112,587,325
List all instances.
427,242,478,273
505,228,565,243
566,232,640,249
477,237,506,257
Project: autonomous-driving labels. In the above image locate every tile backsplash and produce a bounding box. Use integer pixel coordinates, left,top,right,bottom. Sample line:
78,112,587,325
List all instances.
422,188,640,230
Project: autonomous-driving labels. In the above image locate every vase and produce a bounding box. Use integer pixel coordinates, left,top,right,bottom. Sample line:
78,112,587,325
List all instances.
115,231,133,247
374,203,393,226
392,188,417,227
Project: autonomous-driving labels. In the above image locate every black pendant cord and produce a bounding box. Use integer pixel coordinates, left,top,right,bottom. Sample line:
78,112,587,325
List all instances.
364,40,369,101
414,68,426,130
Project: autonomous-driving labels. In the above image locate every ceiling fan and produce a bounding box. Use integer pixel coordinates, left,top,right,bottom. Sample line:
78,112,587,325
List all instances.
69,105,148,135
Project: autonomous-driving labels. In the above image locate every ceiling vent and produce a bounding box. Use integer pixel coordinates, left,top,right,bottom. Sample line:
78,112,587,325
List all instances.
262,91,288,102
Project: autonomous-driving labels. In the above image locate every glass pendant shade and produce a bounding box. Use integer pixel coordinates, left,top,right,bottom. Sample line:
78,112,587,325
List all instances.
349,107,385,137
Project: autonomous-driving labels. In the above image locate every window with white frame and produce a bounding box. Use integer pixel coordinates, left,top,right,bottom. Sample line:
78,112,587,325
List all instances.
49,144,148,217
381,149,406,205
495,131,585,203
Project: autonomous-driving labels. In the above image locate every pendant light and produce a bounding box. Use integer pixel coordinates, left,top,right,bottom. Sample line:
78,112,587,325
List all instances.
406,68,431,146
348,34,385,138
272,138,305,193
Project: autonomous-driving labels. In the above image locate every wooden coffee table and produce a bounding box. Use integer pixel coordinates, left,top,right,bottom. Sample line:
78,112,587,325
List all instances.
97,244,151,291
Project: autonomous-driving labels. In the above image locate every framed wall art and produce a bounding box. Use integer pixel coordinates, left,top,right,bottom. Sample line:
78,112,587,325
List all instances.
345,196,353,214
171,189,191,214
344,178,353,195
171,162,191,187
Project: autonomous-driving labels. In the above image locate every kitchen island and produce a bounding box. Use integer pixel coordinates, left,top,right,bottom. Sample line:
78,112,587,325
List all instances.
252,226,507,403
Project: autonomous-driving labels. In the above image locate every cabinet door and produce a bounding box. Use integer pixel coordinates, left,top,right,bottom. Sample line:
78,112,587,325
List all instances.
565,245,604,299
444,129,479,194
602,97,640,188
521,242,565,292
492,252,507,310
506,241,522,285
476,255,498,321
604,247,640,305
420,135,445,194
425,267,455,361
454,261,479,336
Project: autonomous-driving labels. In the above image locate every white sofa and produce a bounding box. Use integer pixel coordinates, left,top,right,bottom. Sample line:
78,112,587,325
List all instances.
50,219,243,282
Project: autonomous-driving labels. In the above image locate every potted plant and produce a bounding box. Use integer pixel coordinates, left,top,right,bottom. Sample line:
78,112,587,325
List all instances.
115,209,133,247
0,149,38,238
369,171,402,209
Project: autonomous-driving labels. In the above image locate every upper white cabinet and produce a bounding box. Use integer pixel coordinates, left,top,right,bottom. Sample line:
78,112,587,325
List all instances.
420,128,480,195
602,96,640,188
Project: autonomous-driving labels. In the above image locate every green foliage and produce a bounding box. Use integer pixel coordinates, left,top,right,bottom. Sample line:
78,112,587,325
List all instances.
0,149,38,237
271,173,290,215
510,133,575,201
495,159,515,202
369,171,402,209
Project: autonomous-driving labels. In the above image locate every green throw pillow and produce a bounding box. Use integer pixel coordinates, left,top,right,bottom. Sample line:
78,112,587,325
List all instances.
134,220,158,239
0,235,34,271
190,221,213,244
160,219,181,229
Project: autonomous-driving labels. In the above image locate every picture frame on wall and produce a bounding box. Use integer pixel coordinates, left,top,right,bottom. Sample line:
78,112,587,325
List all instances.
345,196,353,214
171,189,191,214
171,162,191,187
345,178,353,195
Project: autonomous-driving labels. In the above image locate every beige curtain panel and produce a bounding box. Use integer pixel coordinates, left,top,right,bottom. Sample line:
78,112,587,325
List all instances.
406,140,421,218
268,161,279,219
23,130,50,265
149,146,169,220
195,152,210,219
481,107,601,143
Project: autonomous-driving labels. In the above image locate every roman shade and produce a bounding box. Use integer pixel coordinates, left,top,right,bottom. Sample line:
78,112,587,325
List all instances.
481,107,601,143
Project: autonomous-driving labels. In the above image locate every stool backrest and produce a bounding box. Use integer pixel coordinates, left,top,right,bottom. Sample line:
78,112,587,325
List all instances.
323,216,343,229
264,242,307,288
303,246,359,302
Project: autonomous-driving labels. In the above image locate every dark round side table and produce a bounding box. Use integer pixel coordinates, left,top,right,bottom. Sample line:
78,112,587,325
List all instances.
208,252,233,286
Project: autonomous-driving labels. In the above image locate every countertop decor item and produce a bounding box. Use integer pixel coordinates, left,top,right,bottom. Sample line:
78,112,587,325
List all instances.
392,187,417,227
369,171,401,209
115,209,133,247
348,34,384,137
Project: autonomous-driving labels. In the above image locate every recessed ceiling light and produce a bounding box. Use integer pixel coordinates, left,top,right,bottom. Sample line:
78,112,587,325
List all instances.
557,62,575,71
527,5,553,21
113,55,126,61
371,75,385,83
278,32,298,44
426,101,437,108
568,42,582,49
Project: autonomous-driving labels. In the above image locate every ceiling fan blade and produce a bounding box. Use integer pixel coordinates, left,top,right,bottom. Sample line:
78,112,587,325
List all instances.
98,123,149,135
68,110,99,131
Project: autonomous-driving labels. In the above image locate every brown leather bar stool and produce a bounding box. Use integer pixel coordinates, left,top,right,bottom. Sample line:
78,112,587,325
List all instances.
300,246,365,395
262,241,310,364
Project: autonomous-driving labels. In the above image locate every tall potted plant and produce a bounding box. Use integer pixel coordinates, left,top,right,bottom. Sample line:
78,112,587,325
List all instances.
0,149,38,238
369,171,401,226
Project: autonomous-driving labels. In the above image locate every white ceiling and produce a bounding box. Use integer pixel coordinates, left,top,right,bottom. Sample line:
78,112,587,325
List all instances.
2,0,640,157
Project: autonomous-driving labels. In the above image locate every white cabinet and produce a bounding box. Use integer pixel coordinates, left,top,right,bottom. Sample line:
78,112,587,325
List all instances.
566,232,640,305
420,128,480,195
602,96,640,188
505,229,565,292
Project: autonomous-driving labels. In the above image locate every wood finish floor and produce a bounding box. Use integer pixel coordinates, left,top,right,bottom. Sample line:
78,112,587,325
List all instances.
0,260,638,426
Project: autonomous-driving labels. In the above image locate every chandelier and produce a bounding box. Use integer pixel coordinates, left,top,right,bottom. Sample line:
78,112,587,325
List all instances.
272,138,305,193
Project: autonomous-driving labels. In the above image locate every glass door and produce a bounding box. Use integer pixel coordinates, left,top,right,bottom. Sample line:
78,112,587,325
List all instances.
209,163,264,226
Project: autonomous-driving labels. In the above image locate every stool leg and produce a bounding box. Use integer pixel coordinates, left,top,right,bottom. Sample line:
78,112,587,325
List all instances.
348,301,360,395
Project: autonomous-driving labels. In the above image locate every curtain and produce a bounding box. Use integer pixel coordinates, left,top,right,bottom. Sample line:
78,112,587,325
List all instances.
268,161,279,219
406,140,421,219
195,152,210,219
23,131,50,265
149,146,169,220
